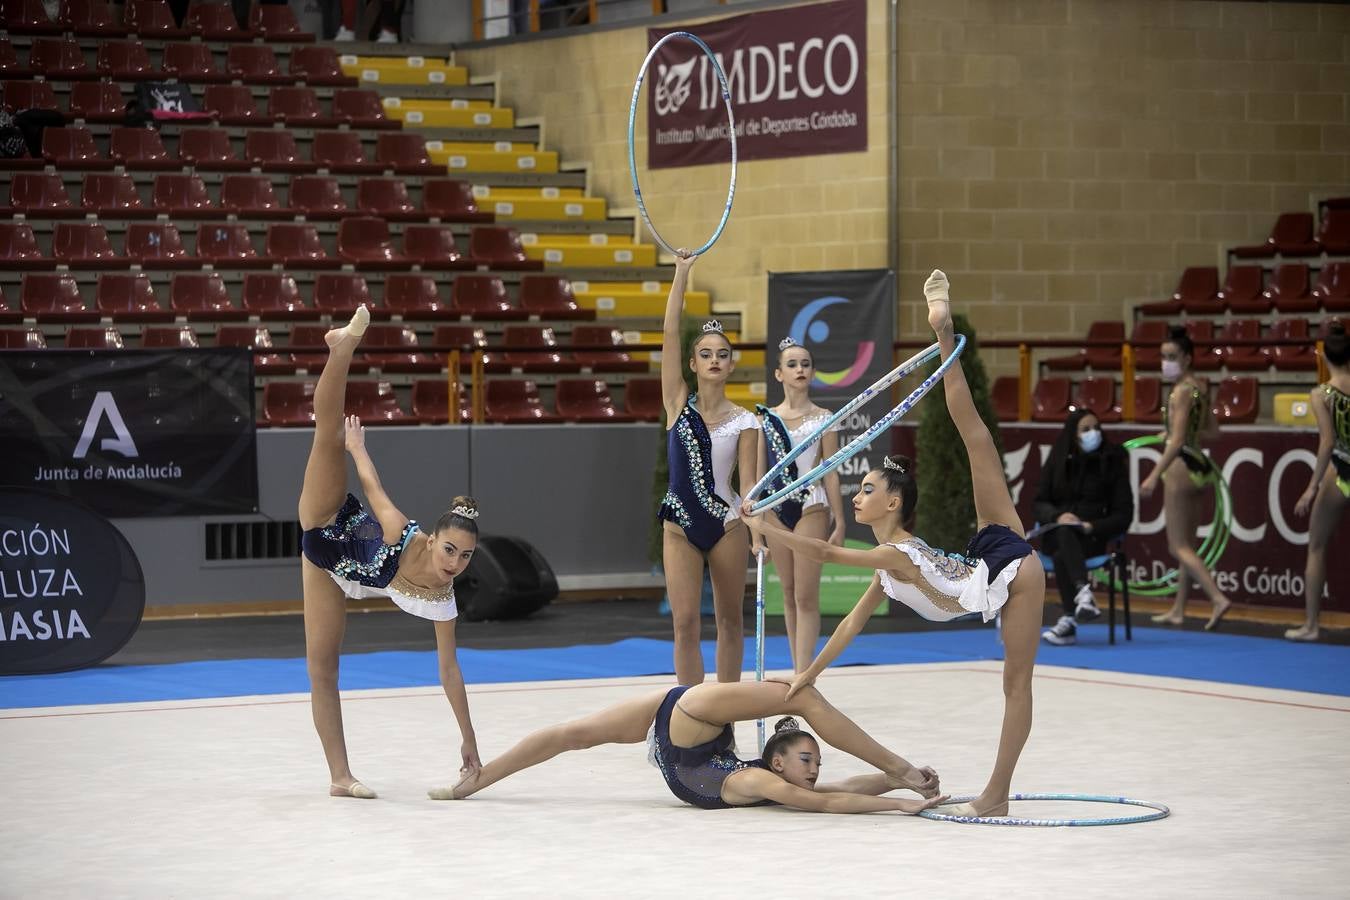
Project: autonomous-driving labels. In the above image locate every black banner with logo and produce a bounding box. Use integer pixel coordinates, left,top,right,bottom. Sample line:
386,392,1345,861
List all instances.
0,488,146,675
0,349,258,517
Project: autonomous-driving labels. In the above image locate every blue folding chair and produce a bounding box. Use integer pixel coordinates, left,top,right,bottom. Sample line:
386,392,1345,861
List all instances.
1033,532,1132,645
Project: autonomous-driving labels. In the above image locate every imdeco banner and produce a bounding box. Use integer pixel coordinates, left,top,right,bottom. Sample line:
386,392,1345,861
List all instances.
0,349,258,517
647,0,868,168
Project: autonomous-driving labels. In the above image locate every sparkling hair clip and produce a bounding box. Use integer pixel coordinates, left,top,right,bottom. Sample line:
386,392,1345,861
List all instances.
883,457,907,473
702,319,725,335
451,505,479,520
778,336,800,351
776,716,801,733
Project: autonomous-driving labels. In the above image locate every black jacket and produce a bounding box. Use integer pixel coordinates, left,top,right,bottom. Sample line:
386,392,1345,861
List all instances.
1033,443,1133,539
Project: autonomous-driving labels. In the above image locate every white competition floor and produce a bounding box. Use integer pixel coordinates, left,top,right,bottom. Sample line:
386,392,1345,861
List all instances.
3,661,1348,899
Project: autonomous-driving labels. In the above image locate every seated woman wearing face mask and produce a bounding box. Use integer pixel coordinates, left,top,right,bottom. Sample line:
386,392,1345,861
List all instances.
1035,410,1134,646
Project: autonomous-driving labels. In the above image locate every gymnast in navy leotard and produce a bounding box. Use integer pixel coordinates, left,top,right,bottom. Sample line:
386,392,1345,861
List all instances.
657,249,759,687
743,270,1048,820
432,680,947,816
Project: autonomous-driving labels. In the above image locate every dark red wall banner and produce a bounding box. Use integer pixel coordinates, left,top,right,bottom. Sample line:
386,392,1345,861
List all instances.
646,0,868,169
0,349,258,517
890,423,1350,613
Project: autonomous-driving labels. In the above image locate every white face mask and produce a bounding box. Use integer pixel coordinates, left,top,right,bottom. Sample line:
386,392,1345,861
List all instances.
1161,359,1183,381
1079,429,1102,453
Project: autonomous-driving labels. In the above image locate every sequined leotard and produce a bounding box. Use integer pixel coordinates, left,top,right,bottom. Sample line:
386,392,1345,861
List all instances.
1322,384,1350,497
875,525,1031,623
1162,380,1214,481
757,406,837,529
659,397,757,552
647,686,775,810
301,493,458,621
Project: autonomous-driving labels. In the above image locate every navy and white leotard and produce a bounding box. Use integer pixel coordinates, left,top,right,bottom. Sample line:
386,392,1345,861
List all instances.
647,686,775,810
876,524,1031,623
757,406,838,530
300,493,458,622
659,396,757,552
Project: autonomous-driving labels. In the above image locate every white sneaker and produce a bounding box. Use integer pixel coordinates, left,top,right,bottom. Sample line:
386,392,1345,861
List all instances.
335,26,356,41
376,29,398,43
1074,584,1101,622
1042,615,1077,646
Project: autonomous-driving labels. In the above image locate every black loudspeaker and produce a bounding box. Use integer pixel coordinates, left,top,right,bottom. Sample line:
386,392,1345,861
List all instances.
453,535,558,622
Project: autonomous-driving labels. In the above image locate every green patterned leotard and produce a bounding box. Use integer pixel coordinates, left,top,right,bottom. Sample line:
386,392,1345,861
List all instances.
1161,381,1213,485
1322,384,1350,498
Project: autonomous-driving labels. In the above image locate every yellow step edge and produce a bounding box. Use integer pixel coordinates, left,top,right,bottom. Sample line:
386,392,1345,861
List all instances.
569,280,674,294
339,54,456,68
426,147,559,174
573,291,711,318
472,186,585,200
525,245,656,267
381,97,493,111
486,197,606,221
387,107,515,128
520,233,635,248
342,66,469,86
420,140,537,152
627,331,762,367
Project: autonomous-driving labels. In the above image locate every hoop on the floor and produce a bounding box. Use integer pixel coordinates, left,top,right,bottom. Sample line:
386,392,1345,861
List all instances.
1113,435,1233,596
754,547,767,754
746,336,968,515
628,31,737,257
918,793,1171,826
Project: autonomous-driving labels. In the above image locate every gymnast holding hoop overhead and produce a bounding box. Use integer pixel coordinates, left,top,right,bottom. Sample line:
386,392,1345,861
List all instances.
1140,326,1233,631
658,251,758,685
296,306,481,799
754,338,847,672
742,270,1047,819
432,677,943,814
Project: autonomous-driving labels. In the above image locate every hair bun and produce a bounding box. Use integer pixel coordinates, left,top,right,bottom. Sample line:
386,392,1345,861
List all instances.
774,716,800,734
449,495,479,520
1168,325,1188,339
1330,321,1347,336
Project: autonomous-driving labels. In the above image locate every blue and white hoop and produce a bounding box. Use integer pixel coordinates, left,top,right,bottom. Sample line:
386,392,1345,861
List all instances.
746,335,967,515
918,793,1171,826
628,31,737,257
754,546,767,754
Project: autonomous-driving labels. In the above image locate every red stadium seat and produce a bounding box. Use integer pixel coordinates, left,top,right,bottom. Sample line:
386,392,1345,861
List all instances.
66,326,125,349
1139,267,1219,316
244,130,315,173
225,44,286,83
555,379,637,423
383,274,451,320
265,223,334,268
0,224,50,270
520,275,591,320
261,381,316,426
1214,320,1269,372
1031,377,1072,423
345,380,418,425
178,128,249,171
0,327,49,349
1264,263,1316,314
331,88,392,128
289,176,349,219
337,217,407,269
411,379,471,424
242,273,318,320
1313,262,1350,313
110,126,177,170
203,85,261,126
9,173,74,217
313,273,375,317
1211,377,1259,424
362,324,441,374
153,173,221,217
29,38,92,78
1,80,59,111
374,132,439,174
64,1,126,36
450,275,516,318
1219,266,1268,315
268,86,334,126
95,272,170,322
217,325,295,375
484,380,561,424
43,127,113,170
1133,377,1163,425
142,324,201,349
124,0,188,38
250,3,313,42
289,324,369,373
357,177,418,219
991,375,1019,421
184,2,248,39
161,42,226,82
80,172,148,217
124,222,194,269
288,46,354,86
53,222,124,269
501,325,581,373
569,325,647,372
93,40,153,78
170,272,245,320
469,226,543,270
21,273,96,321
195,224,265,269
623,377,662,422
68,81,125,122
403,225,469,269
1269,319,1317,371
422,179,492,222
1233,212,1321,258
220,174,286,217
4,0,61,33
311,131,381,174
1073,377,1122,423
1320,209,1350,255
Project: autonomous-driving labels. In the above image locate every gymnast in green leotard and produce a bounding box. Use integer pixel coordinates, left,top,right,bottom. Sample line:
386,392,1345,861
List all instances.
1288,321,1350,643
1140,326,1234,631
